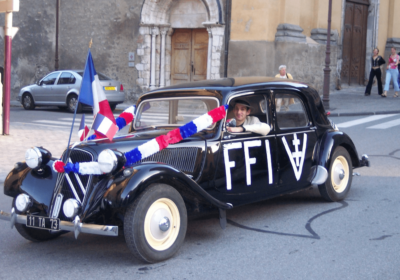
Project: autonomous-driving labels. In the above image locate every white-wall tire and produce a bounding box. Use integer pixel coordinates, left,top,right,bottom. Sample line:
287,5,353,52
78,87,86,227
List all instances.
124,183,187,263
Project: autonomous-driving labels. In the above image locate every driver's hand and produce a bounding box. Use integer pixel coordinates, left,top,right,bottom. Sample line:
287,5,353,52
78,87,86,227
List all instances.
227,126,244,133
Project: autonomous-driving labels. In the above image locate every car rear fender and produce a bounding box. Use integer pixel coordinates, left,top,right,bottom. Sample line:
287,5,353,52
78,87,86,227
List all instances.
315,130,361,170
65,91,79,104
103,163,233,211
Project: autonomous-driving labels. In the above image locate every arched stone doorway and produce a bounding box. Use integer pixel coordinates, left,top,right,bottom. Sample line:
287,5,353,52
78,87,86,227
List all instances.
135,0,225,92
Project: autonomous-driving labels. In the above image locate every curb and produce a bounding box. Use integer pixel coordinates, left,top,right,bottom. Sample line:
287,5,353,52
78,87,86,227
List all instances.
328,110,400,117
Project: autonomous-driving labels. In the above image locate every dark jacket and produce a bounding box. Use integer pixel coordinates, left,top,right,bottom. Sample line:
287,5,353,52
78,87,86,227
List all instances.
371,55,385,67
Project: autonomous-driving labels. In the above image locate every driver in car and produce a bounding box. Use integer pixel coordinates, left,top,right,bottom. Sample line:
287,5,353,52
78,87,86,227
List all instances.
226,100,271,136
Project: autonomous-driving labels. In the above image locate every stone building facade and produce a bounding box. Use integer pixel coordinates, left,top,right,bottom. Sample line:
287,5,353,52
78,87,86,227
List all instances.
0,0,399,102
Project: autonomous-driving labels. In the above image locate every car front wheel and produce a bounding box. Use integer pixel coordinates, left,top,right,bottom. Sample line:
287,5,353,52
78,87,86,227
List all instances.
318,146,353,202
124,183,187,263
22,93,35,110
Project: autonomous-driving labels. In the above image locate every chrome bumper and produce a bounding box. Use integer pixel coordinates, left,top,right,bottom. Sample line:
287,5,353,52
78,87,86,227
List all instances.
0,208,118,238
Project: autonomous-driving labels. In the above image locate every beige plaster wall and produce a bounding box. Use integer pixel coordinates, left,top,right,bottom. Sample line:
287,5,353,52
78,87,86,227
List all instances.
378,0,390,56
231,0,343,41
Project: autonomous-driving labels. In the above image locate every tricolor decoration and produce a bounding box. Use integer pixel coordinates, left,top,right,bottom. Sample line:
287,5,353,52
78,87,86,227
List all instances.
92,113,119,141
124,104,228,166
53,160,102,175
87,105,136,140
78,114,90,141
53,104,228,174
116,105,136,130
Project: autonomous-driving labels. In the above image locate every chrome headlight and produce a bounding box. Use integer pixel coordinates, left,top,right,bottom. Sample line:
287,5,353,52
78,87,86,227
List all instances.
15,194,32,212
25,147,42,169
25,147,52,169
98,149,118,173
63,199,81,218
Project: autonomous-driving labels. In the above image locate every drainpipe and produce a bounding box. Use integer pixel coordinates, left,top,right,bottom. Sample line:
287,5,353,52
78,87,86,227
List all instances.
55,0,60,70
3,11,13,135
223,0,231,78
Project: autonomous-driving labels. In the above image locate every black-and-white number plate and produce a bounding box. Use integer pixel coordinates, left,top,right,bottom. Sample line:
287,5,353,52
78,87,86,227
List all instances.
26,215,60,231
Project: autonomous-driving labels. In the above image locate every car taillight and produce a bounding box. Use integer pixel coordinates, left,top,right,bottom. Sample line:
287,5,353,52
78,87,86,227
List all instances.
120,84,124,91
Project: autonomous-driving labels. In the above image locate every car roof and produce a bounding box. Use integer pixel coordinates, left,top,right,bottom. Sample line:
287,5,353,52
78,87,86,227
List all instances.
139,77,330,127
142,77,313,101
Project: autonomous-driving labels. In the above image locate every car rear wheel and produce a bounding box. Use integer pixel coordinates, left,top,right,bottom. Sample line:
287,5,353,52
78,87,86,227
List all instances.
318,146,353,202
22,93,35,110
109,103,117,111
67,94,82,113
124,183,187,263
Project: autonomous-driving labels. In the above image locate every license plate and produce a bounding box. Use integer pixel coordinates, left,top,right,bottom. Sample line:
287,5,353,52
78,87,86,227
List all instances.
104,86,116,91
26,215,60,231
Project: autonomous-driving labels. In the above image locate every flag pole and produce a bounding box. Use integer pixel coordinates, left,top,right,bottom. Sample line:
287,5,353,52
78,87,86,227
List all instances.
64,39,92,162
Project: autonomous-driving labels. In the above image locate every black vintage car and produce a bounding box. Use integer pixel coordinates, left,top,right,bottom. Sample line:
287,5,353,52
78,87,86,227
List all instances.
1,77,369,263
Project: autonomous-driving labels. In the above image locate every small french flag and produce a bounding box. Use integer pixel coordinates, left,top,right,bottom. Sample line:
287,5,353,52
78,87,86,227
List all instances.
78,114,90,141
92,113,119,141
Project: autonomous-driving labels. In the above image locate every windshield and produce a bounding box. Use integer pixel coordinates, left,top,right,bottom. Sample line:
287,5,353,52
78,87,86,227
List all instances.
134,97,219,130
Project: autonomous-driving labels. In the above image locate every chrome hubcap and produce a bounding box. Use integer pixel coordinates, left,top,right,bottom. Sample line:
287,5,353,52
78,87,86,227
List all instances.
338,169,345,180
159,217,170,232
331,156,349,193
24,96,31,107
144,198,180,251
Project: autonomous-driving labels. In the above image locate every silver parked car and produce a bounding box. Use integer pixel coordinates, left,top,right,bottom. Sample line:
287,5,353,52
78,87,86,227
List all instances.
17,70,125,113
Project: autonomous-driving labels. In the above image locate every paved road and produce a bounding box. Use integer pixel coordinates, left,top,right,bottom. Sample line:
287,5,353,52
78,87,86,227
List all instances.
0,109,399,279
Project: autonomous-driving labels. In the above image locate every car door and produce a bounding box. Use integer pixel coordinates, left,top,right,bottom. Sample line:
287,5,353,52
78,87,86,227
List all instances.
54,72,77,103
212,91,278,206
273,89,318,193
32,72,60,103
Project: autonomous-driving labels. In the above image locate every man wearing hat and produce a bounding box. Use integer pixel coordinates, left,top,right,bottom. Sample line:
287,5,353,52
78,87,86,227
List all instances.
226,100,270,136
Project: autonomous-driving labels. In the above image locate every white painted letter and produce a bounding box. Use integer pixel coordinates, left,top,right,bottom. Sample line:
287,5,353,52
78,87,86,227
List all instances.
244,140,262,186
223,142,243,190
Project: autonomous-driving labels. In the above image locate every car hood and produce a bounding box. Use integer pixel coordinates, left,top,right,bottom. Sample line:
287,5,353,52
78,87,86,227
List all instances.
68,129,203,159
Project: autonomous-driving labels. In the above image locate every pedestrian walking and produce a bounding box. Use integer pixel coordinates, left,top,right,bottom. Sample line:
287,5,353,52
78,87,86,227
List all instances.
364,48,385,96
382,47,399,97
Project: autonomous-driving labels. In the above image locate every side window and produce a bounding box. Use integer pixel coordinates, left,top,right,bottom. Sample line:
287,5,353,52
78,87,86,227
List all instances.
40,73,59,85
227,94,268,127
57,72,76,85
275,93,309,128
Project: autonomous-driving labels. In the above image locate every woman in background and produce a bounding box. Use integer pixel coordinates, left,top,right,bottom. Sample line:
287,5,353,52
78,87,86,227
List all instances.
382,47,399,97
364,48,385,96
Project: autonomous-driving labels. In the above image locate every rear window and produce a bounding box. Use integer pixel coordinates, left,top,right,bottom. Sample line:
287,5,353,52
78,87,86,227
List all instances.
76,71,110,81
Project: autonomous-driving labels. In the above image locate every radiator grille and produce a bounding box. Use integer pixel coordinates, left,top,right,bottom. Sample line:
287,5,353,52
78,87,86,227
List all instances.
138,147,199,173
53,149,93,221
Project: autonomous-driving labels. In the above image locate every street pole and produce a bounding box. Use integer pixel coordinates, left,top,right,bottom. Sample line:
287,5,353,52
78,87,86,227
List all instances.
3,11,13,135
322,0,332,110
55,0,59,70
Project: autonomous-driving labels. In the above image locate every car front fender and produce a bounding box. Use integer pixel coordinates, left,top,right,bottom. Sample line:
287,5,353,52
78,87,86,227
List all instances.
4,161,58,208
103,162,233,210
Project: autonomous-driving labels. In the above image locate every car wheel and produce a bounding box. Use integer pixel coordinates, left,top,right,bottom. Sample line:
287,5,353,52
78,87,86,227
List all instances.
124,183,187,263
318,146,353,202
109,103,117,111
22,93,35,110
67,94,82,113
15,223,62,242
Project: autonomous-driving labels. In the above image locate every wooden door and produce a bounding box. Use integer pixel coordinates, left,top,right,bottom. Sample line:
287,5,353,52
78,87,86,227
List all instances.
341,0,369,85
171,29,208,85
